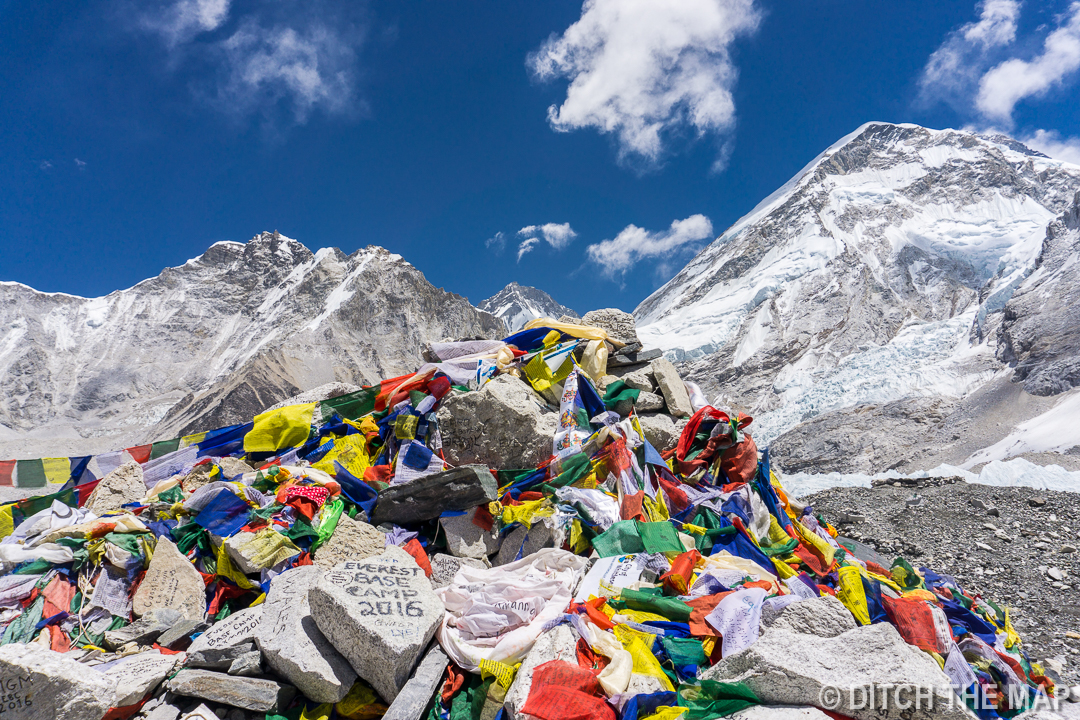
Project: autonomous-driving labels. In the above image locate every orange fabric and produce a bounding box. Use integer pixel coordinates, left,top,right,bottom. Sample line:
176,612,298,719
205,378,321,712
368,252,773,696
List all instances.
882,596,946,654
620,491,646,522
687,593,732,637
661,549,700,596
402,539,432,577
719,433,759,484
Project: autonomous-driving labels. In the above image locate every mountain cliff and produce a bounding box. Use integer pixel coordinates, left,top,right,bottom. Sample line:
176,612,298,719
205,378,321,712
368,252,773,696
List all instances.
635,122,1080,473
0,232,503,459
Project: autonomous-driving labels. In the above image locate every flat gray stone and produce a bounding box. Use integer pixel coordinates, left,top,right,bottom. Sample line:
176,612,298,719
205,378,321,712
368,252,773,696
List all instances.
607,349,662,367
620,369,656,392
179,704,219,720
187,642,258,672
0,643,116,720
145,702,183,720
187,607,263,655
700,623,968,720
636,413,687,453
440,508,501,559
429,554,486,590
134,537,207,621
494,520,553,566
157,618,210,650
372,465,499,526
99,650,181,707
255,565,356,704
311,513,386,569
167,670,295,714
650,358,693,418
615,390,664,416
104,608,184,650
226,652,262,677
381,644,449,720
503,625,578,720
84,460,146,514
309,548,444,703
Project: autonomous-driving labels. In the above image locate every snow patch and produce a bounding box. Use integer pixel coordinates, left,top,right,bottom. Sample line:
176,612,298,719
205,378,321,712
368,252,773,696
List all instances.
963,389,1080,467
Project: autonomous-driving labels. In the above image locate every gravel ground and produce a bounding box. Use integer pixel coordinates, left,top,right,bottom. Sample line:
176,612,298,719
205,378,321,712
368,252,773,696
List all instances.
805,477,1080,684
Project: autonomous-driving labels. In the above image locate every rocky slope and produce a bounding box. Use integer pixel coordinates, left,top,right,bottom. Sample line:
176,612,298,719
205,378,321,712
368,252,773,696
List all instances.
478,281,578,333
0,232,503,459
635,122,1080,474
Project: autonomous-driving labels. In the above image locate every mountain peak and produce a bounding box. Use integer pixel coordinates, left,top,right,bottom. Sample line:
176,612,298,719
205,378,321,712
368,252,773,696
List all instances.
479,282,578,333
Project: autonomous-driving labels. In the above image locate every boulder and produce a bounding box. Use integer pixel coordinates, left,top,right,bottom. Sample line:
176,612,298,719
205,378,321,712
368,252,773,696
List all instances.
84,460,146,514
312,513,387,569
503,625,578,719
494,520,553,567
167,670,295,713
581,309,640,346
133,537,207,621
440,508,501,559
763,595,857,638
145,701,184,720
637,413,687,452
437,375,559,469
380,644,449,720
700,623,967,720
187,606,263,656
620,369,656,393
255,566,357,704
650,358,693,418
156,617,210,650
217,457,254,480
309,548,444,703
100,650,181,707
0,643,116,720
615,390,664,417
429,554,487,590
226,651,263,677
371,465,498,526
104,608,184,650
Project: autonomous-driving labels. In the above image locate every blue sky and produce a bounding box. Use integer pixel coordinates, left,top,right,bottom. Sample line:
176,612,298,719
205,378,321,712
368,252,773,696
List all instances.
2,0,1079,314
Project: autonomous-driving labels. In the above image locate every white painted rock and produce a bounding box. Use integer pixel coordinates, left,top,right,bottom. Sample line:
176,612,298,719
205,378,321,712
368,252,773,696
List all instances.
309,547,443,703
701,623,968,720
84,460,145,514
99,650,181,707
255,566,356,704
0,643,116,720
763,595,857,638
187,606,263,655
133,537,207,620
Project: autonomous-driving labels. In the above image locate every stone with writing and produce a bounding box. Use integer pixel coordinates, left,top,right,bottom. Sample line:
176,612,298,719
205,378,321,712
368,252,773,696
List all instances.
311,513,387,569
0,643,117,720
134,537,207,621
99,649,181,707
187,606,263,656
309,546,443,703
254,566,356,704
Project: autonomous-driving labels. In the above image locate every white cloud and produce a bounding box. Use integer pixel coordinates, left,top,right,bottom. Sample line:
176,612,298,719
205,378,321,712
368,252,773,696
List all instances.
586,214,713,278
976,3,1080,125
135,0,366,124
140,0,231,46
74,158,87,168
516,222,578,261
485,231,507,254
1020,128,1080,164
528,0,760,165
219,21,359,122
920,0,1020,106
39,160,52,171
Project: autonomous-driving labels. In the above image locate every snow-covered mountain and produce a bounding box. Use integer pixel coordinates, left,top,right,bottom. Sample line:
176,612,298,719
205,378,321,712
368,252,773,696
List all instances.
635,122,1080,473
479,281,578,333
0,232,504,459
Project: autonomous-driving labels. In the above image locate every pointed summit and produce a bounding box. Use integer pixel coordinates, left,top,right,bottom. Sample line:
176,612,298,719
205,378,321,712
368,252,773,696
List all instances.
479,282,578,333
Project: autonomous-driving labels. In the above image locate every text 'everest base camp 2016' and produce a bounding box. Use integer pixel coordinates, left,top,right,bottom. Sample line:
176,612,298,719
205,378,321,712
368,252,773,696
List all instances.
2,123,1080,720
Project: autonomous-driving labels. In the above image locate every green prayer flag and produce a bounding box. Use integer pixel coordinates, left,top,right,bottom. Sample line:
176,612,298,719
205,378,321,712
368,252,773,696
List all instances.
592,520,645,557
15,459,46,488
150,438,181,460
320,387,377,423
637,520,684,554
678,679,760,719
602,380,640,409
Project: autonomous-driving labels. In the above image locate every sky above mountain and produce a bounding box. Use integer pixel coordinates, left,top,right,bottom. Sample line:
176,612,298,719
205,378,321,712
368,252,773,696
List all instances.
3,0,1079,315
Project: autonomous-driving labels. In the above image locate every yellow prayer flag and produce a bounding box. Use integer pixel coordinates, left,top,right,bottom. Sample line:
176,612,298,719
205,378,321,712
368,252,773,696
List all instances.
244,402,317,453
42,457,69,485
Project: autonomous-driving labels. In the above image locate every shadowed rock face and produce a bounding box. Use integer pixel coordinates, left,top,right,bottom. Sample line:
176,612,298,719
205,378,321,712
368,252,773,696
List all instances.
634,123,1080,473
999,192,1080,396
0,232,504,457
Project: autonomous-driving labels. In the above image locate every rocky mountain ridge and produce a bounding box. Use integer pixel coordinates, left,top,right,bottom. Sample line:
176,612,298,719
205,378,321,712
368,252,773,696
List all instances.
0,232,503,459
